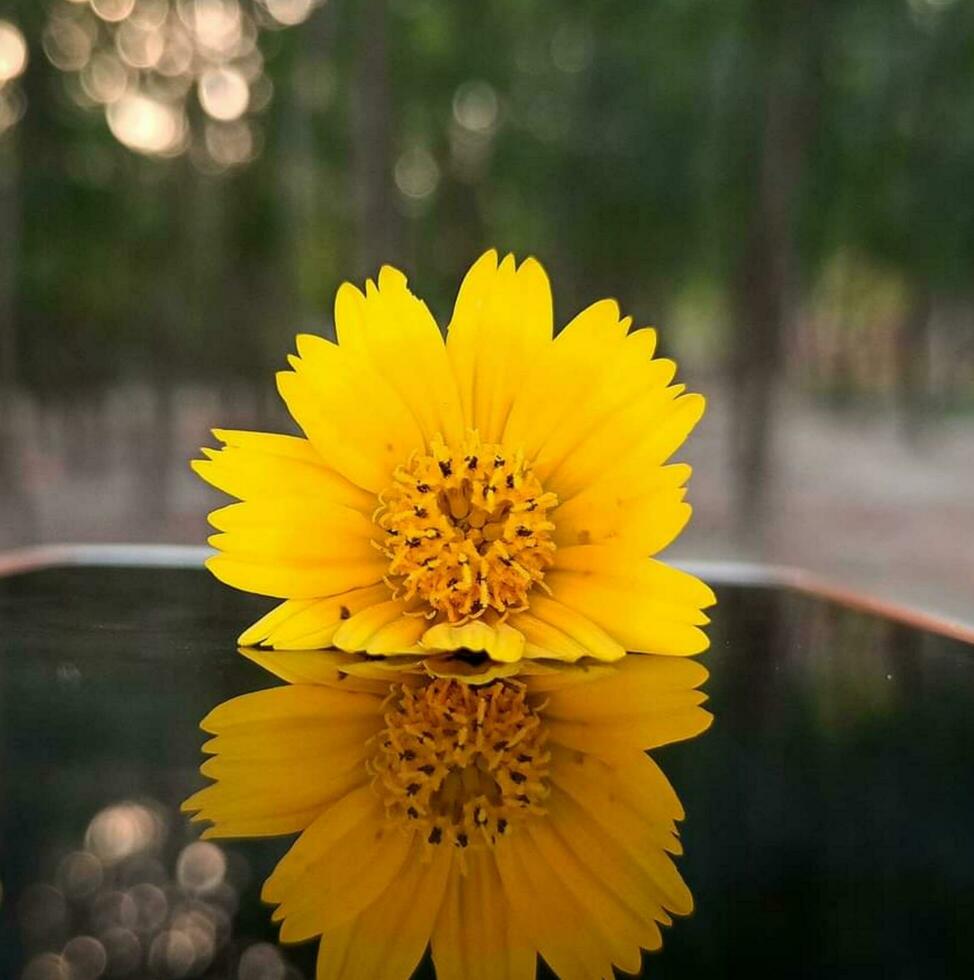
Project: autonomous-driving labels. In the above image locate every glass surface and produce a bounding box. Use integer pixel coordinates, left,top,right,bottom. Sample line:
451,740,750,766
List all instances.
1,567,972,978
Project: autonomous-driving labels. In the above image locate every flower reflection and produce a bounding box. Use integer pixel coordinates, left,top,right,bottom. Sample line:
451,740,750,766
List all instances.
184,649,711,979
41,0,324,170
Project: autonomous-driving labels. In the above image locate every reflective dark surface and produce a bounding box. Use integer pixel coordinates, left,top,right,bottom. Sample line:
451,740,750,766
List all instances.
1,566,973,978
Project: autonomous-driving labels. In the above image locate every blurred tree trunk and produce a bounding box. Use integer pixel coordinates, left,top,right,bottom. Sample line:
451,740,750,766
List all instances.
896,283,932,440
279,7,334,332
352,0,400,275
0,141,17,394
0,134,35,545
730,0,824,545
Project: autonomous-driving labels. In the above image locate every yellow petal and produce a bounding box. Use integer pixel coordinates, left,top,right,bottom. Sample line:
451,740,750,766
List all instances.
362,613,428,655
315,843,452,980
181,686,380,837
199,683,382,732
446,251,553,441
421,620,526,663
237,598,315,647
205,498,386,599
431,850,536,980
503,610,590,661
517,325,677,491
549,745,685,852
509,595,625,662
333,599,421,654
541,385,700,503
518,660,619,691
277,329,425,492
337,267,465,446
421,656,523,685
548,782,693,916
502,297,632,460
205,553,386,601
207,495,374,546
265,789,414,941
541,653,710,721
525,818,652,972
237,585,392,649
192,430,372,514
560,394,704,508
539,654,712,756
237,647,396,695
263,784,383,904
552,463,693,554
545,785,690,925
495,832,612,980
546,547,715,655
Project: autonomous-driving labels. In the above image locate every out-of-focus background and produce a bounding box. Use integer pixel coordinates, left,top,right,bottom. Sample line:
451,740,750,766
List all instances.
0,0,971,619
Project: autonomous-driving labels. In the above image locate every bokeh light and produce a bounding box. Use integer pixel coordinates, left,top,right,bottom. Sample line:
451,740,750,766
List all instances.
0,87,27,136
176,840,227,894
108,92,186,155
15,797,260,979
452,80,499,134
261,0,317,27
550,23,593,74
0,19,28,138
61,935,108,980
56,851,104,901
394,145,440,201
100,926,142,975
91,0,138,24
85,801,164,863
20,953,70,980
0,20,29,84
41,0,320,168
42,16,95,73
238,942,287,980
148,928,197,977
205,118,256,167
198,65,249,120
81,53,131,104
116,19,166,69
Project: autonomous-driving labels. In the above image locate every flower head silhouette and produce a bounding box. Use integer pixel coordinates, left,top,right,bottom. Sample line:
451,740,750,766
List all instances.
193,251,714,671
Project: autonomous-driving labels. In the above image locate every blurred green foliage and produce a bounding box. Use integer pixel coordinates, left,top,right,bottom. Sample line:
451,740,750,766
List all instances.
1,0,973,416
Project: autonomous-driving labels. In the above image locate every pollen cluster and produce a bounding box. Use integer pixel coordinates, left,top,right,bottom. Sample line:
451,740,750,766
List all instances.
369,678,550,853
375,434,557,622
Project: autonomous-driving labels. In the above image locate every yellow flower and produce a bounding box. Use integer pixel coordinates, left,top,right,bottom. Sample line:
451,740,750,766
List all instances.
183,648,711,980
193,251,714,666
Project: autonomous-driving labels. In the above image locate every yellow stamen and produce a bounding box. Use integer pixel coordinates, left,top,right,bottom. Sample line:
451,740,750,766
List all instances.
369,679,550,853
375,433,557,622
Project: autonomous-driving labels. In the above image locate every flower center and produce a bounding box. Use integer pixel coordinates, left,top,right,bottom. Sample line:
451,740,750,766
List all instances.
375,434,557,622
369,679,550,851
